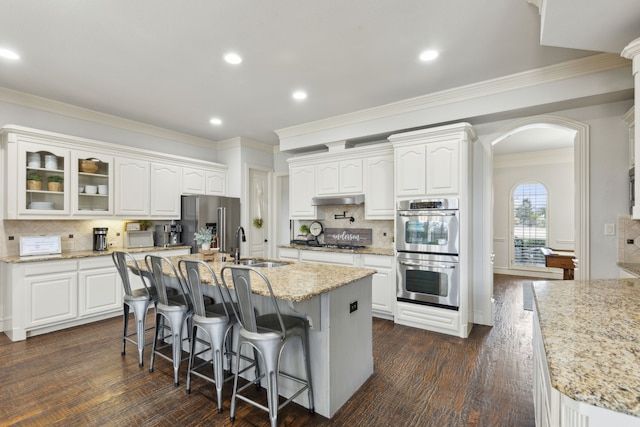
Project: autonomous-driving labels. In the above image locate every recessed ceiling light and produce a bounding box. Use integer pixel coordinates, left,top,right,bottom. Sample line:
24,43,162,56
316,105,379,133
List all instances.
224,52,242,65
0,48,20,60
209,117,222,126
292,90,307,100
419,50,439,61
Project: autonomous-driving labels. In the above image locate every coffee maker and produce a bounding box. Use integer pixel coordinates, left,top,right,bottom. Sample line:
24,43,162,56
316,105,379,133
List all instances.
156,221,182,247
93,227,108,251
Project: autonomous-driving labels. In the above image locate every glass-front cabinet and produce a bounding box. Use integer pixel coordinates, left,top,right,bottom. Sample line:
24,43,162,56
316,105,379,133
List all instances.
72,151,113,215
19,142,70,216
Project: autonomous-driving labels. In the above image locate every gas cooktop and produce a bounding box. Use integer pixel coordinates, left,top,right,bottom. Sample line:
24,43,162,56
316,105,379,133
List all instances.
290,240,366,250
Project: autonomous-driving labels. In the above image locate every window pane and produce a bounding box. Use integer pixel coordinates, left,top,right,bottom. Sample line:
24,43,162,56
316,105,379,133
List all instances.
513,182,547,267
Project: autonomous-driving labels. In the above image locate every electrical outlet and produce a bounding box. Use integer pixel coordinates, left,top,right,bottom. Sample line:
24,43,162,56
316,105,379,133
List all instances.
604,223,615,236
349,301,358,313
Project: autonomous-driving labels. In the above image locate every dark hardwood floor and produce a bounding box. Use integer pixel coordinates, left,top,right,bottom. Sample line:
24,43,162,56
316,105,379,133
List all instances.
0,274,535,426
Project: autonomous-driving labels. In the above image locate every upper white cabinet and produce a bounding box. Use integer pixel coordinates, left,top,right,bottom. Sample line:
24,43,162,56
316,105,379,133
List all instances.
288,143,392,220
389,123,475,198
365,153,394,219
394,144,426,197
290,164,318,219
316,159,363,195
1,125,228,220
72,151,114,215
115,157,150,216
150,162,182,217
426,140,460,195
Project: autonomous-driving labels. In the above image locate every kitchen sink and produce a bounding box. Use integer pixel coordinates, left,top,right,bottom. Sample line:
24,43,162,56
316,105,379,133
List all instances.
237,259,288,268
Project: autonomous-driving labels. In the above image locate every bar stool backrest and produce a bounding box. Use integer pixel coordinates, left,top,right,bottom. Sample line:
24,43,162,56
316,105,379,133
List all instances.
222,266,285,338
178,259,230,320
112,251,152,297
144,255,190,307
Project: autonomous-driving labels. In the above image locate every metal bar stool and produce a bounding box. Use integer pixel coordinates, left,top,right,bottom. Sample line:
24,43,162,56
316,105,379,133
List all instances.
178,259,236,413
146,254,193,387
221,266,314,427
111,251,157,367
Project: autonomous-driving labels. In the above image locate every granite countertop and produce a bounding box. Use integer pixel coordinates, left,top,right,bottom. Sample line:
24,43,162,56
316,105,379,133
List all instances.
618,262,640,276
0,245,192,263
532,278,640,418
141,253,376,303
281,244,394,257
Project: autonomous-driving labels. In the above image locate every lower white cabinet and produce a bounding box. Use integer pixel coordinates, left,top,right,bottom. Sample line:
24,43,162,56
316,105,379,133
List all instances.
78,257,122,317
1,247,190,342
362,254,395,319
24,260,78,328
279,248,395,319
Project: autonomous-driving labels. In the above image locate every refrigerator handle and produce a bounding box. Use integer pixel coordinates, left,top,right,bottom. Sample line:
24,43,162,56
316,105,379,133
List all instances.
218,206,226,252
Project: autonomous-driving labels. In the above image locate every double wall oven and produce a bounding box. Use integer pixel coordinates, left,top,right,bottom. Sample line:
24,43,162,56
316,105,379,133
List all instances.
396,198,460,310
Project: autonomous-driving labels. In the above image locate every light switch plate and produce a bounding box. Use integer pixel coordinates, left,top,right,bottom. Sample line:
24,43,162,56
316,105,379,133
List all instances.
604,223,615,236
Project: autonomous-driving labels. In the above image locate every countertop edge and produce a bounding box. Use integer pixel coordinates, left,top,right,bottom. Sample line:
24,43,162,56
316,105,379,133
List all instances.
0,245,192,263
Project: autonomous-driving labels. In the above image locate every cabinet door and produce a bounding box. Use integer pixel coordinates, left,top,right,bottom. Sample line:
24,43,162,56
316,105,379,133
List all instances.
25,271,78,327
182,168,206,194
78,260,122,317
339,159,363,193
426,140,459,195
206,170,226,195
365,155,394,219
72,151,114,215
115,157,150,216
290,165,317,219
363,255,395,317
316,162,340,195
150,162,181,218
19,141,70,216
395,144,426,197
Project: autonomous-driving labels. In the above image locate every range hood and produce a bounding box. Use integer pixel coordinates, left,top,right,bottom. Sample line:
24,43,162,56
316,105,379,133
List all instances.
311,194,365,206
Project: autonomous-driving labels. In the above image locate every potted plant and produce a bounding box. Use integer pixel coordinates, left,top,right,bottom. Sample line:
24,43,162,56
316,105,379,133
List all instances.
27,173,43,191
299,224,310,235
139,220,152,231
47,175,63,192
194,227,213,250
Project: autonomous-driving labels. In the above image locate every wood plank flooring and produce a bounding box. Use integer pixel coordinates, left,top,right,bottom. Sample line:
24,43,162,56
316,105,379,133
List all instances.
0,274,535,426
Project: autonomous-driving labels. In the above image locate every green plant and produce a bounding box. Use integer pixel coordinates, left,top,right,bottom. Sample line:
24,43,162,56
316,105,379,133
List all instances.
194,227,213,245
27,173,42,181
139,220,152,231
299,224,310,235
47,175,63,183
253,217,263,229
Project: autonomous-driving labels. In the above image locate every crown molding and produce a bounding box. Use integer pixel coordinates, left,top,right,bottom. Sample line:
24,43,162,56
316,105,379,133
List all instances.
216,136,275,154
0,86,218,149
275,53,629,141
494,147,574,168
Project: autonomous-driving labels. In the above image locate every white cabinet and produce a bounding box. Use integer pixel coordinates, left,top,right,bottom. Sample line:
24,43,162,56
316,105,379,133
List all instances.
290,165,318,219
316,159,363,195
206,170,226,195
426,140,459,195
24,261,78,328
72,151,114,215
365,154,394,219
182,168,206,194
394,144,426,197
78,257,122,317
278,247,299,260
362,254,395,319
115,157,150,216
150,162,182,217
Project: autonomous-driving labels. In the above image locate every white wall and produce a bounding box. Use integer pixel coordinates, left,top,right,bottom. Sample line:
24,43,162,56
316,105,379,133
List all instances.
492,149,574,275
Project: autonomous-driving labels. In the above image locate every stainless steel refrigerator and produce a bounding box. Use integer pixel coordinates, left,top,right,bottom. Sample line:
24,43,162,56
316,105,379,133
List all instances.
181,195,241,254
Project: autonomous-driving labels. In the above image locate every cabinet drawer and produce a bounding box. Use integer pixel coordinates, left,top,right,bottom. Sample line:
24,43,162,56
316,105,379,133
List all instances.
362,254,394,269
300,250,358,266
79,256,114,270
24,260,78,276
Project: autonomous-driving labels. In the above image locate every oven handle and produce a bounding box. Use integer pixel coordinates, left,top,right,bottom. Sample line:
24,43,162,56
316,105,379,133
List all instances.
398,211,457,217
398,260,456,269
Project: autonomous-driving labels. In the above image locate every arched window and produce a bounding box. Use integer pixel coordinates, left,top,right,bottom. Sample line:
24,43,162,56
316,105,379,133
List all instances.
512,181,547,267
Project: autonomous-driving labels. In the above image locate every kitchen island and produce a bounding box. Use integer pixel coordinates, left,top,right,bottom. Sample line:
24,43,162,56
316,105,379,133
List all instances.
532,278,640,426
148,253,376,419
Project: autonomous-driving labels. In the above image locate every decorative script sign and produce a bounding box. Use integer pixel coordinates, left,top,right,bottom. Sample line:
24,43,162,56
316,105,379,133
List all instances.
324,228,372,246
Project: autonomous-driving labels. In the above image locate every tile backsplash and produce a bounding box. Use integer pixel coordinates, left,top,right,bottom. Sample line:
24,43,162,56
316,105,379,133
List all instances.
0,219,128,257
296,205,394,248
618,215,640,263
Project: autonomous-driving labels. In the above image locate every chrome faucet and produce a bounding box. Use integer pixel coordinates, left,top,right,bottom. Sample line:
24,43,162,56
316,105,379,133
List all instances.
234,226,246,264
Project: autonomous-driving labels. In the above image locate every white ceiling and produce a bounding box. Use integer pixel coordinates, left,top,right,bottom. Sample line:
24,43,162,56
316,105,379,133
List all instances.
0,0,636,148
